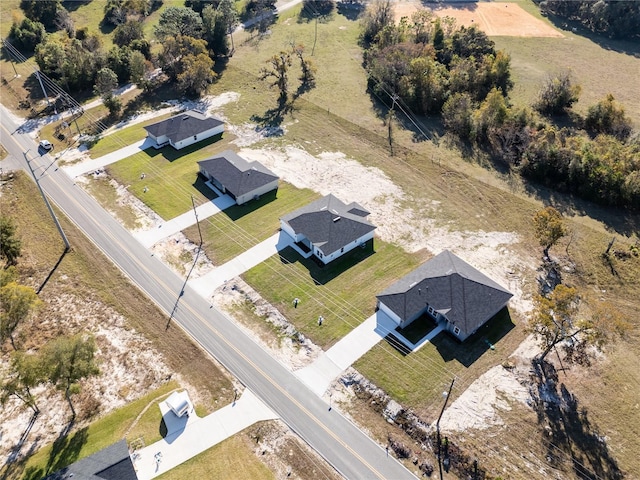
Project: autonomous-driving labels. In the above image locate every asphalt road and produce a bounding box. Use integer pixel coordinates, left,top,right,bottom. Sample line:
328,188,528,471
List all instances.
0,105,417,480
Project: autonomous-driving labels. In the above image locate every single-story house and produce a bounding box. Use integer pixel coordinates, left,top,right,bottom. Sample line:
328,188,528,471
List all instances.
376,250,513,341
197,150,279,205
144,110,224,150
280,194,376,265
45,439,137,480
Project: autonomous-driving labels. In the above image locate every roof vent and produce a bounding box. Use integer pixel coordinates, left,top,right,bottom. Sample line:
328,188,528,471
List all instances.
182,116,189,120
333,216,341,222
409,281,417,288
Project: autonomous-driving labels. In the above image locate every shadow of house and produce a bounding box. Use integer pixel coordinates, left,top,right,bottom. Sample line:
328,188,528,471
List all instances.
197,150,279,206
140,132,224,162
277,239,375,285
431,307,515,367
43,438,136,480
376,250,513,344
143,110,224,151
219,189,279,221
280,194,377,266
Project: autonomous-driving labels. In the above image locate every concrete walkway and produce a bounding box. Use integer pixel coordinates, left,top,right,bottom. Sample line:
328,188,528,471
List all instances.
64,137,154,178
295,315,382,396
189,232,291,297
132,389,278,480
134,186,236,247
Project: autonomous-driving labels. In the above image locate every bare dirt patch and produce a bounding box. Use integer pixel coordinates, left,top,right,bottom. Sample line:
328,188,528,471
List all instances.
394,2,564,38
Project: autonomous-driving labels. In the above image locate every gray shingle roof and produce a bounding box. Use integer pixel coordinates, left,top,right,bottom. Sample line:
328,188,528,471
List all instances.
45,439,136,480
377,250,512,336
281,194,376,255
198,150,279,198
144,110,223,144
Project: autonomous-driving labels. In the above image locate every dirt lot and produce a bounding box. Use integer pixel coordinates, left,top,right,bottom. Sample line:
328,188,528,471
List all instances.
394,1,564,37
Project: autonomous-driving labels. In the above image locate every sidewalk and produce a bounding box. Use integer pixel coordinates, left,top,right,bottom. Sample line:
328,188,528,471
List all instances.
134,185,235,247
132,389,278,480
189,232,291,297
64,138,153,177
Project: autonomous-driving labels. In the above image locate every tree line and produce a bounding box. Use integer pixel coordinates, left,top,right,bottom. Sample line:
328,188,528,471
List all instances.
535,0,640,39
360,0,639,210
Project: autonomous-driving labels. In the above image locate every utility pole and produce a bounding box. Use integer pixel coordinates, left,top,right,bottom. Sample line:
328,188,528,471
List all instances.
191,195,203,249
436,378,455,480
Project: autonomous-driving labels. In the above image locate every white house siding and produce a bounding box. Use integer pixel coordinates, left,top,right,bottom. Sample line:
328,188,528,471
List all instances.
280,221,298,242
171,124,225,150
319,230,375,265
235,179,279,205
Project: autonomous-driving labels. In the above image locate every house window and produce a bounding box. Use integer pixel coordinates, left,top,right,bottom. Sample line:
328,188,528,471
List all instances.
453,326,460,336
341,247,344,253
193,135,197,140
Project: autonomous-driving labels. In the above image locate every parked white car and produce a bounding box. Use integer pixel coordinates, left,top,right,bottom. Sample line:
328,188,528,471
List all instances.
39,139,53,151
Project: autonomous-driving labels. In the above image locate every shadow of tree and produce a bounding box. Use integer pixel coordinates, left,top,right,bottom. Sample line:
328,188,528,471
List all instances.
529,360,624,480
337,0,365,21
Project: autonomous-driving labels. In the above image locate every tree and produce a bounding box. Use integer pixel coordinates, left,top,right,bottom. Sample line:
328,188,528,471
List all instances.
155,6,203,40
94,67,118,98
0,282,41,350
529,285,629,362
360,0,394,45
158,35,208,80
113,19,145,47
585,94,633,141
533,73,581,116
0,216,22,266
1,351,46,415
42,334,100,419
202,4,229,56
128,50,147,85
533,206,567,259
442,92,474,140
212,0,239,53
8,18,46,53
103,94,123,117
20,0,61,30
260,50,293,106
292,44,316,91
176,53,216,97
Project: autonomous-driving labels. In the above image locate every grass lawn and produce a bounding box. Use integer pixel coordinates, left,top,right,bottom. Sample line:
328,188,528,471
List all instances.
243,241,429,349
17,382,179,480
104,133,238,220
156,433,274,480
183,182,319,265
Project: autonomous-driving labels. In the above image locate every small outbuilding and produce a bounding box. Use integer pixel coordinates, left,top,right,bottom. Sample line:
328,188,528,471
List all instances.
197,150,279,205
376,250,513,342
165,391,191,418
144,110,224,150
280,194,376,264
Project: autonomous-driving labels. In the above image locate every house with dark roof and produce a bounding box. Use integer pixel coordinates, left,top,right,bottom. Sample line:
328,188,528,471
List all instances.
376,250,512,341
197,150,279,205
280,194,376,265
144,110,224,150
45,439,136,480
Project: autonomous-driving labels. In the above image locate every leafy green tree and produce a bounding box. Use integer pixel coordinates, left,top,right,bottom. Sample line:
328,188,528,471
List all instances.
1,351,46,415
128,50,147,85
177,53,216,97
20,0,61,30
185,0,217,14
432,18,444,52
158,35,208,80
0,267,18,288
473,87,509,141
533,206,567,259
442,92,474,140
533,73,581,116
8,18,46,53
202,4,229,56
585,94,633,141
155,6,203,40
94,67,118,97
103,95,123,117
42,334,100,419
360,0,394,45
113,19,145,47
0,282,41,350
0,216,22,266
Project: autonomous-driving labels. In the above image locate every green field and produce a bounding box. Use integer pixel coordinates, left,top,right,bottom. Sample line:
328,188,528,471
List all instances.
183,182,319,265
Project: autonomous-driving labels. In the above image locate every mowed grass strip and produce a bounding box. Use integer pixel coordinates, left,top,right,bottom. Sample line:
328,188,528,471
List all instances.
243,241,427,349
183,182,319,265
155,432,274,480
105,133,238,220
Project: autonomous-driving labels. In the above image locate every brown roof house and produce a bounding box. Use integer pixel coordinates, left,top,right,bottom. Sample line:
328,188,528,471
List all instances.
280,194,376,264
376,250,513,341
144,110,224,150
197,150,279,205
